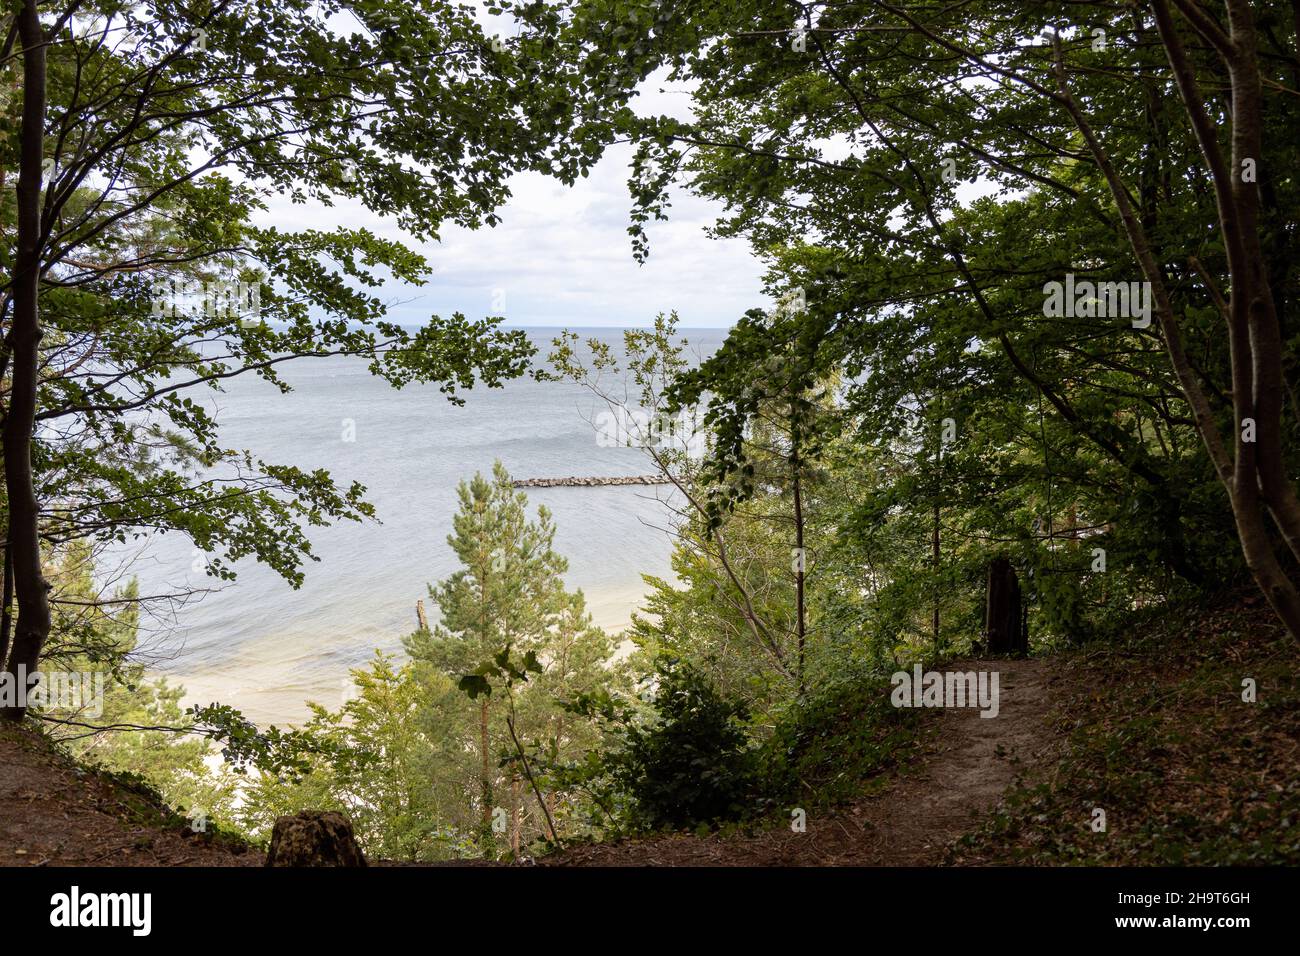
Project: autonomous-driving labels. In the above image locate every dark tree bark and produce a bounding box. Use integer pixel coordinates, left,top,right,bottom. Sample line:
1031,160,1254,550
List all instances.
932,497,940,652
1052,4,1300,639
1013,585,1028,656
509,775,522,859
0,539,14,673
985,558,1024,655
1,0,52,721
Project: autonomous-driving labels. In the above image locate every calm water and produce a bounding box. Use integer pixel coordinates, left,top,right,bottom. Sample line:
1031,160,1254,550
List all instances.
115,328,725,725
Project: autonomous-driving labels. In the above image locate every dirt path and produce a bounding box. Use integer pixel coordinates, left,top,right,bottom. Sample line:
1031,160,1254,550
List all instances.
0,658,1057,867
545,658,1059,866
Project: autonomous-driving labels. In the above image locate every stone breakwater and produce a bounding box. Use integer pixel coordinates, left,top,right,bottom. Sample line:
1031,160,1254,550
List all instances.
511,475,672,488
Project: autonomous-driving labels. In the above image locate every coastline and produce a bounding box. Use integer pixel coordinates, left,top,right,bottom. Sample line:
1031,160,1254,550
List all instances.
161,579,654,728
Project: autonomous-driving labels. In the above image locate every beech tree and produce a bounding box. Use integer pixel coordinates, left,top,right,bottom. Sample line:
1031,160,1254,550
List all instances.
534,0,1300,639
0,0,601,718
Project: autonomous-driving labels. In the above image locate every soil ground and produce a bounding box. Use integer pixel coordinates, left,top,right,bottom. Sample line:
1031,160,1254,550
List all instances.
0,659,1060,868
543,658,1058,866
0,723,256,867
8,591,1288,868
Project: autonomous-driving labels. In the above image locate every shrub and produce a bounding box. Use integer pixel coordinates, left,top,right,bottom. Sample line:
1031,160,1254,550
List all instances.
580,659,758,832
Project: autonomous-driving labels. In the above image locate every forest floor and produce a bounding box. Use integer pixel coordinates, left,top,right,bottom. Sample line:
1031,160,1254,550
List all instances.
542,657,1060,866
951,588,1300,865
0,657,1064,868
544,587,1299,866
0,658,1060,868
0,723,257,867
2,587,1294,866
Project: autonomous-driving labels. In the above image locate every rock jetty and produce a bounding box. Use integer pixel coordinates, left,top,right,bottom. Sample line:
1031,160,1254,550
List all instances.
512,475,671,488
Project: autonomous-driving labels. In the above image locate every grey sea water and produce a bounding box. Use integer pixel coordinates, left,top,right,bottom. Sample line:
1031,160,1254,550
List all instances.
115,328,725,725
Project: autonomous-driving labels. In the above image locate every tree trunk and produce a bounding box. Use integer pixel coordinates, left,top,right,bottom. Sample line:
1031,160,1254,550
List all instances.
792,462,806,697
0,538,14,672
509,775,521,859
1060,4,1300,640
1,0,51,722
932,497,941,653
479,698,493,854
265,810,367,867
985,558,1023,655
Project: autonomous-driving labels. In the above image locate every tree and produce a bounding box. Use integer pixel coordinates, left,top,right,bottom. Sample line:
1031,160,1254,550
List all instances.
237,466,625,859
532,0,1300,638
239,653,475,861
524,588,627,839
33,542,238,827
547,313,804,705
668,300,841,696
565,657,759,832
0,0,602,718
403,461,568,855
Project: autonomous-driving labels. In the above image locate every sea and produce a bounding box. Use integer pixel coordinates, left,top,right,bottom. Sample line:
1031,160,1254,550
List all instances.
110,327,726,726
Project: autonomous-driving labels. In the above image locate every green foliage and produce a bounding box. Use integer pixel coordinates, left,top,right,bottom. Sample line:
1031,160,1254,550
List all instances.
238,653,477,861
532,0,1281,663
37,544,238,827
562,656,927,834
22,0,1300,861
405,461,569,677
8,0,612,605
238,465,627,860
402,460,572,855
759,669,924,808
188,703,338,780
458,644,544,700
572,659,758,831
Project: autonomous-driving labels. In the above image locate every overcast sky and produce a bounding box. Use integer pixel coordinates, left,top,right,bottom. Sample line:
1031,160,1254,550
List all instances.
259,75,768,330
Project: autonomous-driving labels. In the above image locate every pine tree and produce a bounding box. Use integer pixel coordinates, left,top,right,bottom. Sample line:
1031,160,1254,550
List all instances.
403,460,567,855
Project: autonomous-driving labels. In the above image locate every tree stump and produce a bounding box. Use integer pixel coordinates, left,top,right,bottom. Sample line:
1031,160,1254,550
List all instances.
265,810,367,867
984,557,1026,655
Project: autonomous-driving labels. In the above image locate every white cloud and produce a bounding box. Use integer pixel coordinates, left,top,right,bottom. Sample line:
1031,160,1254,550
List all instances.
258,70,766,330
